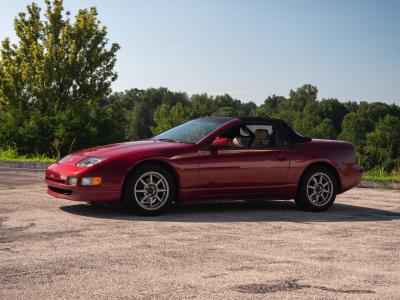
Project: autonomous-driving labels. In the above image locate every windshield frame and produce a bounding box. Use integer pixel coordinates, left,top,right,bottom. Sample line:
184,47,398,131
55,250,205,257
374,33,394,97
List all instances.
152,117,235,144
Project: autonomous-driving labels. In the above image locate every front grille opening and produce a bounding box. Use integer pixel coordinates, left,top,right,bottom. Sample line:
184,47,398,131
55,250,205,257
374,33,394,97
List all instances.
46,176,65,184
48,186,72,195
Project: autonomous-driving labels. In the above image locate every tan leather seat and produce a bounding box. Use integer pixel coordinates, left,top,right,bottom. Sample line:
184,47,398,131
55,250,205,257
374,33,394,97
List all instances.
251,129,270,147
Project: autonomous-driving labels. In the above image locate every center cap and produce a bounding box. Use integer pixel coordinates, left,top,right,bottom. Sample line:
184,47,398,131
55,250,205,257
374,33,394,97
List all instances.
146,184,157,196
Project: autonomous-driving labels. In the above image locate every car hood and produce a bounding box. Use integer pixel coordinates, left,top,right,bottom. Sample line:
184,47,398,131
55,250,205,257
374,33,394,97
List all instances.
56,140,190,167
73,140,191,158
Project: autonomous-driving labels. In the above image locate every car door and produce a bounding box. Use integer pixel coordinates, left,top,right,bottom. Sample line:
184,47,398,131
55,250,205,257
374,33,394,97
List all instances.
197,122,292,197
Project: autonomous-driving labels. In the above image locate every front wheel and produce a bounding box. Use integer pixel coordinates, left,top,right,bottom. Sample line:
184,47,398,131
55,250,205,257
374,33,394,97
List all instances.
123,164,175,215
295,166,338,211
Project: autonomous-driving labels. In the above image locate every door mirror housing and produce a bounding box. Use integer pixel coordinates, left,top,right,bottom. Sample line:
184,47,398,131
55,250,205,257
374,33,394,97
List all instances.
212,137,231,148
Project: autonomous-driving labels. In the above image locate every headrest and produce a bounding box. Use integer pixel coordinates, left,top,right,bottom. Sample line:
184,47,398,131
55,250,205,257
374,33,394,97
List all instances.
254,129,270,140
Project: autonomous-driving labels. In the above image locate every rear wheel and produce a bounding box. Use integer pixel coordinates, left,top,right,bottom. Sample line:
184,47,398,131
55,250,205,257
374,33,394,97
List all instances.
123,164,175,215
295,166,337,211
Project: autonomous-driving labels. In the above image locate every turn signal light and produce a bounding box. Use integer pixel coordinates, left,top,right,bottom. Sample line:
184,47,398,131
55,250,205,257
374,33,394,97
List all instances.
81,177,102,186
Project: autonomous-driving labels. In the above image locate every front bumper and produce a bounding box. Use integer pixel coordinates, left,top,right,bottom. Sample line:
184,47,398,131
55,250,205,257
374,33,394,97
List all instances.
45,179,120,202
45,163,120,203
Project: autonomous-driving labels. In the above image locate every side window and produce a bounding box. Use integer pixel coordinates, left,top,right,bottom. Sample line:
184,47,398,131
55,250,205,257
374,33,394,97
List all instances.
219,123,276,148
244,124,274,148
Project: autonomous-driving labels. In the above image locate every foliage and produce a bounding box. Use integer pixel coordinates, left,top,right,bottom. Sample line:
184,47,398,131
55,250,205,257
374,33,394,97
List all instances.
0,0,119,155
153,103,191,134
363,115,400,171
0,1,399,178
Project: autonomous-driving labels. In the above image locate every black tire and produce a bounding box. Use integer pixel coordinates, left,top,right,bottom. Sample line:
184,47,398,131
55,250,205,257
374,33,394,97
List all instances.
123,164,176,216
295,166,338,211
88,202,103,206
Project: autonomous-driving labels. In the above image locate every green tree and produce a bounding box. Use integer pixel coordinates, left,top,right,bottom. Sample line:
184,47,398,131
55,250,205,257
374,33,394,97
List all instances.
338,112,366,150
128,102,153,140
0,0,119,155
127,88,189,139
212,106,237,117
254,95,286,117
287,84,318,111
363,115,400,171
318,98,348,132
189,94,216,118
152,102,191,134
241,101,257,116
314,118,337,139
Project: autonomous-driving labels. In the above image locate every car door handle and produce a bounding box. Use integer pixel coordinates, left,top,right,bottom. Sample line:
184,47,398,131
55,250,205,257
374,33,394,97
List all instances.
277,155,286,161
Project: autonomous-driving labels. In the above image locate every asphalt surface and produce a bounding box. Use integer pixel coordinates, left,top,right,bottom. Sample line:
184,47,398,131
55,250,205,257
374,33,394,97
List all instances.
0,168,399,299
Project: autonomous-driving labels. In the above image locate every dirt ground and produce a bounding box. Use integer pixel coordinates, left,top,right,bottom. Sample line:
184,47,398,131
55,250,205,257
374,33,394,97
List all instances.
0,168,399,299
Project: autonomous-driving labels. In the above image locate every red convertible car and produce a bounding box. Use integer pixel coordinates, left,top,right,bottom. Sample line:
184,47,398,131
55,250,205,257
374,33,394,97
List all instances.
45,117,362,215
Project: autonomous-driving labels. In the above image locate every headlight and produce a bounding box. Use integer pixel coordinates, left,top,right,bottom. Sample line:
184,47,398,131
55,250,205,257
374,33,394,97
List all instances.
76,157,105,168
67,177,78,185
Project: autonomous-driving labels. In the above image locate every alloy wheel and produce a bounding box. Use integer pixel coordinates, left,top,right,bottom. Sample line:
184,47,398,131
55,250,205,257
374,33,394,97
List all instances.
306,172,334,207
133,171,170,210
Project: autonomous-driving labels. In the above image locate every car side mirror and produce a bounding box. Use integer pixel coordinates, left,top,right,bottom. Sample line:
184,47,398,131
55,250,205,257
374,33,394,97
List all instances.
212,137,231,148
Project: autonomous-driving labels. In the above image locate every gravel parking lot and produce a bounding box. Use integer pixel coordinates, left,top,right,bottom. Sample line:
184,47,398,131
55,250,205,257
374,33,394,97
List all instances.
0,168,399,299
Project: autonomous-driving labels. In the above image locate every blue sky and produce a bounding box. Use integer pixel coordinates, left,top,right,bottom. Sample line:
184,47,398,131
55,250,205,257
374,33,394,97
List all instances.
1,0,399,104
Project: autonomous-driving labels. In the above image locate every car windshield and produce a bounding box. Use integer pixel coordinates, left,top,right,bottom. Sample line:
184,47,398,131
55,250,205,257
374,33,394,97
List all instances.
152,118,231,144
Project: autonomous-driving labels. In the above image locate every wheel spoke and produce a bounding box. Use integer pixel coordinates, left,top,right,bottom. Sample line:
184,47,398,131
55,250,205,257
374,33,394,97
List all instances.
139,179,148,187
140,196,149,203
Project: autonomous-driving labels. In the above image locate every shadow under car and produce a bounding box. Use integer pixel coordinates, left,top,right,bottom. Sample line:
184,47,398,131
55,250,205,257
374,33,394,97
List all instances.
60,200,400,223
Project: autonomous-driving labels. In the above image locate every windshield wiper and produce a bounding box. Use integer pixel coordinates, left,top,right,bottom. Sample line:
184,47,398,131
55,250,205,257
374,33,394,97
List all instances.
154,138,182,143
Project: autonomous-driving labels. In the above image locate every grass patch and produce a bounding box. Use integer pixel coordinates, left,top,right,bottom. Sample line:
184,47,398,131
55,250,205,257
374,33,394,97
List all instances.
0,147,57,164
363,170,400,183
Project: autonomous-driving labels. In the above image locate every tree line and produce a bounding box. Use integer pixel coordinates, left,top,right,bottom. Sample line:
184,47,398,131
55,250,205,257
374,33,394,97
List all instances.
0,1,399,174
107,85,400,173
